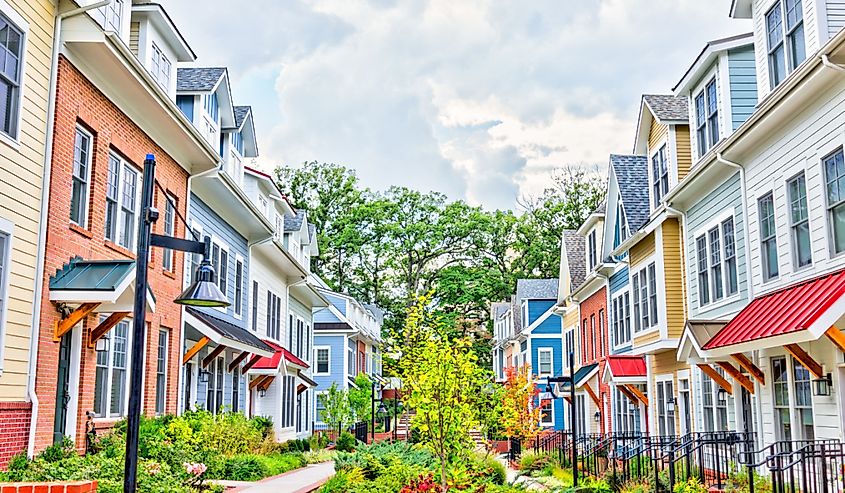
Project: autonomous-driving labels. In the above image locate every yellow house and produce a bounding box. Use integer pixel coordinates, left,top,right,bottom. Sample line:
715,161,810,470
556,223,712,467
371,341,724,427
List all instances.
0,0,56,465
612,95,693,436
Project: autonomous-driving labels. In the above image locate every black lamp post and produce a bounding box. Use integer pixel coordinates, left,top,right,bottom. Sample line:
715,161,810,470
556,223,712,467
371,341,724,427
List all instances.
124,155,230,493
544,350,577,487
371,380,384,441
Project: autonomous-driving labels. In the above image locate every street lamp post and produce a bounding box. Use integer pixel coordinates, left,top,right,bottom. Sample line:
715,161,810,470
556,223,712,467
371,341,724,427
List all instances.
370,381,385,441
123,155,230,493
569,350,577,487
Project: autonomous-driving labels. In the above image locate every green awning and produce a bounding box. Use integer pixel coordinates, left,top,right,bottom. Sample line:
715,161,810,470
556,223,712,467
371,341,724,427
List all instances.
557,363,599,392
49,257,155,311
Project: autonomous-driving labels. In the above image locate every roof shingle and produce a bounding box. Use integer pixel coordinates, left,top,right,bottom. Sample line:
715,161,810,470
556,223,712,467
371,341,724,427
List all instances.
610,154,650,233
516,278,558,302
176,67,225,92
562,230,586,289
233,106,251,128
642,94,689,122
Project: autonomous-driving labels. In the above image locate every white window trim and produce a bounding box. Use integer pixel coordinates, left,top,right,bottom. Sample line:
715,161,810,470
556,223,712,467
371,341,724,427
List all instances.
210,234,229,313
94,318,133,419
537,348,553,377
611,288,632,351
233,254,245,320
694,216,740,308
650,142,669,209
161,193,177,272
0,1,28,149
155,328,169,415
315,390,328,424
265,288,283,342
631,258,659,335
654,374,675,436
184,221,203,287
314,346,331,376
0,217,13,374
71,126,94,228
539,397,555,427
820,145,845,259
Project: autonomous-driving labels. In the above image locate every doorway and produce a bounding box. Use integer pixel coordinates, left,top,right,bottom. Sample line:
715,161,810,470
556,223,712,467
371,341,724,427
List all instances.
53,332,72,444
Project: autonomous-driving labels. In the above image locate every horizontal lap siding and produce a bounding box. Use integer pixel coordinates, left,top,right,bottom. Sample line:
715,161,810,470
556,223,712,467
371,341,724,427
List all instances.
609,265,629,295
250,253,289,345
828,1,845,37
650,352,689,434
743,77,845,291
728,47,758,130
675,126,692,180
685,171,748,319
0,0,55,401
630,232,656,268
649,118,668,152
662,220,686,339
528,300,556,328
634,330,660,347
313,335,346,392
531,338,564,378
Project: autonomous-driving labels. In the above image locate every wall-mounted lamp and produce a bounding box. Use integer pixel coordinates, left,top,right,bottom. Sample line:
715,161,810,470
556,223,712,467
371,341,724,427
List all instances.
258,387,267,398
199,370,210,384
717,387,728,404
593,411,601,423
95,334,110,353
667,396,676,406
813,373,833,396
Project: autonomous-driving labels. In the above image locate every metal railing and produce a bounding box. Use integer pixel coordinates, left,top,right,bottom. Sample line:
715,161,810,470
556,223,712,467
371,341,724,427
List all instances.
665,431,754,491
760,440,845,493
353,421,368,443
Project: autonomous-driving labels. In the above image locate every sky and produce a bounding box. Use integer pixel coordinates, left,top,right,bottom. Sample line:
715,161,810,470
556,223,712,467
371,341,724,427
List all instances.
163,0,751,211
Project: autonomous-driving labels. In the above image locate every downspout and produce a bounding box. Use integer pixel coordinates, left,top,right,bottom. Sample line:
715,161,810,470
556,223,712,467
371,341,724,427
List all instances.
716,153,754,301
27,0,113,458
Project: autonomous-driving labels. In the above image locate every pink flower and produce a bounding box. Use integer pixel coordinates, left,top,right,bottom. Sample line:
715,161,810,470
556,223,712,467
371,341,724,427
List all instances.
183,462,207,476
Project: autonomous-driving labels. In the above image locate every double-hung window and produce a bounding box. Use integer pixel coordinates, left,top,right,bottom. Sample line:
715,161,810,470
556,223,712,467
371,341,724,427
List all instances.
709,227,724,301
656,379,675,436
266,291,281,340
632,263,657,332
695,78,719,157
101,155,140,250
824,149,845,254
590,314,596,361
612,291,631,348
537,348,552,377
771,356,814,441
296,319,304,358
696,236,710,306
614,200,628,248
632,273,641,332
155,329,168,415
651,145,669,207
94,318,130,418
231,367,240,413
767,0,805,89
539,399,553,426
71,127,93,227
234,258,243,317
700,368,731,432
251,281,259,331
723,218,738,295
695,92,707,157
315,347,330,375
0,13,23,139
150,43,171,90
758,192,779,280
696,216,739,307
787,172,811,268
706,79,719,147
587,230,597,270
162,194,175,271
206,356,224,414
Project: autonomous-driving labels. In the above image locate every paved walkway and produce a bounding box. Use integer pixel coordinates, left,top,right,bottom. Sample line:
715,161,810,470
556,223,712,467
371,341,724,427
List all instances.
233,461,335,493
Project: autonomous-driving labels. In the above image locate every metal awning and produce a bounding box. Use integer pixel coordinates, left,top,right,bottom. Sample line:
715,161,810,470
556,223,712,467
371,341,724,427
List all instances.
244,339,310,374
49,257,155,312
184,307,274,358
603,355,647,384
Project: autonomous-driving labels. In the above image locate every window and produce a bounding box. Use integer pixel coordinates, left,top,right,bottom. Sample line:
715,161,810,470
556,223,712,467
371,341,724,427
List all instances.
119,164,139,250
266,291,281,340
614,199,628,248
758,193,779,280
231,367,240,413
772,356,791,440
232,131,244,155
94,319,130,418
723,218,738,295
162,194,175,271
105,155,120,242
538,348,552,376
612,291,631,348
564,329,575,364
0,13,23,139
598,309,605,358
590,314,596,361
651,145,669,207
632,263,657,332
70,127,92,227
697,236,710,306
92,0,123,32
614,387,637,434
234,258,243,317
155,330,168,415
251,281,259,331
695,79,719,157
588,230,597,270
289,314,295,349
203,93,219,121
218,248,228,295
316,392,327,422
709,227,723,301
656,379,675,436
767,0,805,89
700,368,731,432
281,375,295,427
150,43,171,90
316,347,330,375
206,356,224,414
706,79,719,148
296,319,304,358
792,359,814,440
186,225,201,285
540,398,553,426
788,173,811,268
0,228,11,347
695,91,707,157
176,95,193,121
824,149,845,254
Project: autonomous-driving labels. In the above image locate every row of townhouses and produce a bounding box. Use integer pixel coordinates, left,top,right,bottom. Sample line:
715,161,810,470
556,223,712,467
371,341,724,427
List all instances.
493,0,845,450
0,0,381,467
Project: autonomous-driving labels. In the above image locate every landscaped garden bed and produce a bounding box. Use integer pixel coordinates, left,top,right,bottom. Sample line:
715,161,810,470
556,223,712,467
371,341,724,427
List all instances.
0,411,324,493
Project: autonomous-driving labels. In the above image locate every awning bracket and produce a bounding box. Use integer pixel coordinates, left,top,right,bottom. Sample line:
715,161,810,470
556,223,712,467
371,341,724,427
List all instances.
825,327,845,353
54,302,100,341
583,382,602,407
228,351,250,372
785,344,824,379
202,345,227,368
731,353,765,386
624,384,649,407
88,311,129,348
182,336,210,365
716,361,755,394
698,363,733,395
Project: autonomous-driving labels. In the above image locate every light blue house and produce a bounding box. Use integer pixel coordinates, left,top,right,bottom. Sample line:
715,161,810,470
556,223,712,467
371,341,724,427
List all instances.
312,289,383,429
174,67,278,415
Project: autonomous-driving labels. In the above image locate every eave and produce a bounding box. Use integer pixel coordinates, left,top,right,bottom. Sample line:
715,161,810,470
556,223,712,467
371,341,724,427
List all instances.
575,212,604,236
673,33,754,94
191,170,274,242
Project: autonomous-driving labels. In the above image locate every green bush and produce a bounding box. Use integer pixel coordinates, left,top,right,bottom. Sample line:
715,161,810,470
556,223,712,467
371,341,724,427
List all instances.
519,451,556,473
319,467,366,493
473,455,506,485
335,432,357,452
304,449,337,464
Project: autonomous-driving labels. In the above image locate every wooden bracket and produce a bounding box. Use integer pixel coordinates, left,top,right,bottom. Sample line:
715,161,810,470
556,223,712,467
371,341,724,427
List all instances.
241,355,261,373
618,385,639,405
785,344,824,379
825,327,845,353
716,361,755,394
563,396,572,404
182,336,210,365
583,382,602,407
228,351,250,372
731,353,765,386
698,363,733,395
54,302,100,340
249,374,274,391
88,312,129,348
625,384,649,407
202,345,227,368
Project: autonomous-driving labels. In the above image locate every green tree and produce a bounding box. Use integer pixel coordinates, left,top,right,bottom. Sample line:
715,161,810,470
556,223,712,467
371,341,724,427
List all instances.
347,373,373,423
321,382,352,436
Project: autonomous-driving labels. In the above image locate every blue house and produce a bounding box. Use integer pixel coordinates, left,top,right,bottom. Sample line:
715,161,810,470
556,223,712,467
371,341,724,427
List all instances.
175,67,277,416
312,289,383,429
514,279,566,431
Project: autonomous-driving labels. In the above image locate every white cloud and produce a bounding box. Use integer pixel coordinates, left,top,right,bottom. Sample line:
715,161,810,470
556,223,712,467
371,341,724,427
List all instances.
162,0,750,210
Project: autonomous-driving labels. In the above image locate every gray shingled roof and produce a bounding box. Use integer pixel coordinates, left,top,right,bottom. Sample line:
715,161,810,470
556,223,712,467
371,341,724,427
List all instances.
490,301,510,319
562,230,586,289
516,278,558,303
176,67,225,92
610,154,650,233
284,210,306,232
511,296,522,334
642,94,688,122
308,223,316,243
234,106,251,128
592,199,606,215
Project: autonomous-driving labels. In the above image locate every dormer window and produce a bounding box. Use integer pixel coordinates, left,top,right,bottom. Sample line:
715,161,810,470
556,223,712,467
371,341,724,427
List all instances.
695,79,719,157
232,131,244,155
614,200,628,248
587,230,597,270
150,43,171,90
93,0,123,32
767,0,805,89
651,145,668,207
203,93,219,122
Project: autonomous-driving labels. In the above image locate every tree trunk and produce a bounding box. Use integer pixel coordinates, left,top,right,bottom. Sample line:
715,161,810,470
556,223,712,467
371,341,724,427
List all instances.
440,455,447,491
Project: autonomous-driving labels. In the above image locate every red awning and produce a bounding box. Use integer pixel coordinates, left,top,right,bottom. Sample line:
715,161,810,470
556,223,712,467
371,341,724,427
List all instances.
604,355,647,382
248,340,310,371
703,268,845,351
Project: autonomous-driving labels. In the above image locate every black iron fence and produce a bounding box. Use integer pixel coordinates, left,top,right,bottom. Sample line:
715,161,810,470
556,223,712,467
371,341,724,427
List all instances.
353,421,368,443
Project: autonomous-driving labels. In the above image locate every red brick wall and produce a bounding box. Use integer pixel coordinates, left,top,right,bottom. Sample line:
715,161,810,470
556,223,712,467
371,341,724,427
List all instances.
33,56,189,453
0,480,97,492
579,287,609,433
0,402,31,468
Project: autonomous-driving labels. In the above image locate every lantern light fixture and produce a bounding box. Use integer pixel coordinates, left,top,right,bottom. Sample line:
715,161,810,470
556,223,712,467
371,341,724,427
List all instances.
813,373,833,396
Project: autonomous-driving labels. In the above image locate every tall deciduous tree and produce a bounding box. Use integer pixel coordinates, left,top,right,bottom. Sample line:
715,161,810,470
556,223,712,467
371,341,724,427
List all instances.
500,365,542,442
321,382,352,437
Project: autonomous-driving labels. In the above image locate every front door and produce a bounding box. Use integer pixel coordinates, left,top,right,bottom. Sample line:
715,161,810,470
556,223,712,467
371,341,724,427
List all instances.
679,378,692,435
53,332,73,443
184,362,193,412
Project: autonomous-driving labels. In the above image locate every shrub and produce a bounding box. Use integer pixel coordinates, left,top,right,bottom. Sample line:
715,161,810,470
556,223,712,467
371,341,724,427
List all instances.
400,473,442,493
251,416,274,439
217,455,268,481
287,438,311,452
519,451,556,473
304,449,337,464
38,436,76,463
320,467,366,492
473,455,506,485
673,477,708,493
336,432,357,452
